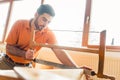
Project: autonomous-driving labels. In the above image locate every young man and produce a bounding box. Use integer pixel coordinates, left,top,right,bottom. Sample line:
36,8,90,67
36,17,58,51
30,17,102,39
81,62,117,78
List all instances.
0,4,78,69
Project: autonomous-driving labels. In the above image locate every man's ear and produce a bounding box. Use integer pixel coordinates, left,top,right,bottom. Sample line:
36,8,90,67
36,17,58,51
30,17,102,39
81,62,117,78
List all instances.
34,12,38,17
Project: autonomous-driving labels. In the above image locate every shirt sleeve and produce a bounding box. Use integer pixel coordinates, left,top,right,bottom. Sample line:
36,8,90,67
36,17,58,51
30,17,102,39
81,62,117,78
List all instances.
46,30,58,44
5,20,21,45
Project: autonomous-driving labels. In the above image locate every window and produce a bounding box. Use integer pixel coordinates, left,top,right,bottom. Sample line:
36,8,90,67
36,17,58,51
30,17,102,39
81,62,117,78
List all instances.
44,0,86,47
2,0,120,51
89,0,120,46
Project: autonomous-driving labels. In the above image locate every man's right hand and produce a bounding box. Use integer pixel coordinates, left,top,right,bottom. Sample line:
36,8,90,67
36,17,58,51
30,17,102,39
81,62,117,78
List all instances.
25,49,34,59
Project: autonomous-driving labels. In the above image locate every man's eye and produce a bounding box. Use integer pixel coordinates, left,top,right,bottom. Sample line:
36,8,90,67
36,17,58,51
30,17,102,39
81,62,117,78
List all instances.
42,18,47,22
42,17,50,24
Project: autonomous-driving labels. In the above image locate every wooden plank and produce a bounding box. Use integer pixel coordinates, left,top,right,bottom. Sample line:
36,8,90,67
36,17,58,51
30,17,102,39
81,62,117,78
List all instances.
34,43,99,53
14,67,86,80
0,70,23,80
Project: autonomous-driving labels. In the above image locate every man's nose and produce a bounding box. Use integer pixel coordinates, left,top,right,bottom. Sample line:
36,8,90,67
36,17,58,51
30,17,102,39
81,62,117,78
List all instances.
44,21,49,26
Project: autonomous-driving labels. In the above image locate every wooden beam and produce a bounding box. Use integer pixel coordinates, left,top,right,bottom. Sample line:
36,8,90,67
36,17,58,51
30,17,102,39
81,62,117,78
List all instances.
41,0,44,4
0,0,21,4
82,0,92,46
97,30,106,77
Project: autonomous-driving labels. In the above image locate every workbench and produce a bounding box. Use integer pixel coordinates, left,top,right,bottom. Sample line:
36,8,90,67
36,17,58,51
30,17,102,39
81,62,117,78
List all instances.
0,67,87,80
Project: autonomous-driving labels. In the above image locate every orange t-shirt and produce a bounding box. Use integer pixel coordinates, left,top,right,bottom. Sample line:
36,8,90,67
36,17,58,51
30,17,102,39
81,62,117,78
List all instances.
5,20,57,63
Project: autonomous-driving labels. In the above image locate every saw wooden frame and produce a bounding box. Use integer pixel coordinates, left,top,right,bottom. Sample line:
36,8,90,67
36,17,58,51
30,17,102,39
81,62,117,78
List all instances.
30,26,115,80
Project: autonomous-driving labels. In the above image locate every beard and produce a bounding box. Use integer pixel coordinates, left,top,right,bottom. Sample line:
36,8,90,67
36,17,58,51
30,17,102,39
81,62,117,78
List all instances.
34,18,44,31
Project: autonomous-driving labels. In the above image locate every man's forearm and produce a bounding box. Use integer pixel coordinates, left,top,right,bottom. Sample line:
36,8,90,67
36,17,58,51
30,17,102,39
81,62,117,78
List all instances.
52,48,78,67
6,44,26,58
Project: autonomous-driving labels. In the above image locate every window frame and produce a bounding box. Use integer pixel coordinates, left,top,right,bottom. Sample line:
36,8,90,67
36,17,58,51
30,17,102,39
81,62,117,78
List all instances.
82,0,120,51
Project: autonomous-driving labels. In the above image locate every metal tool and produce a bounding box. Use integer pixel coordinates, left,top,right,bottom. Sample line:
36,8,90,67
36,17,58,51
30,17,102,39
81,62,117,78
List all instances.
33,58,96,76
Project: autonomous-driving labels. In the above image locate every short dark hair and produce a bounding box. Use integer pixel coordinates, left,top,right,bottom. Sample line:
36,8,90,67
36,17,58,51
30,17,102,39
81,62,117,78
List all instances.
37,4,55,17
